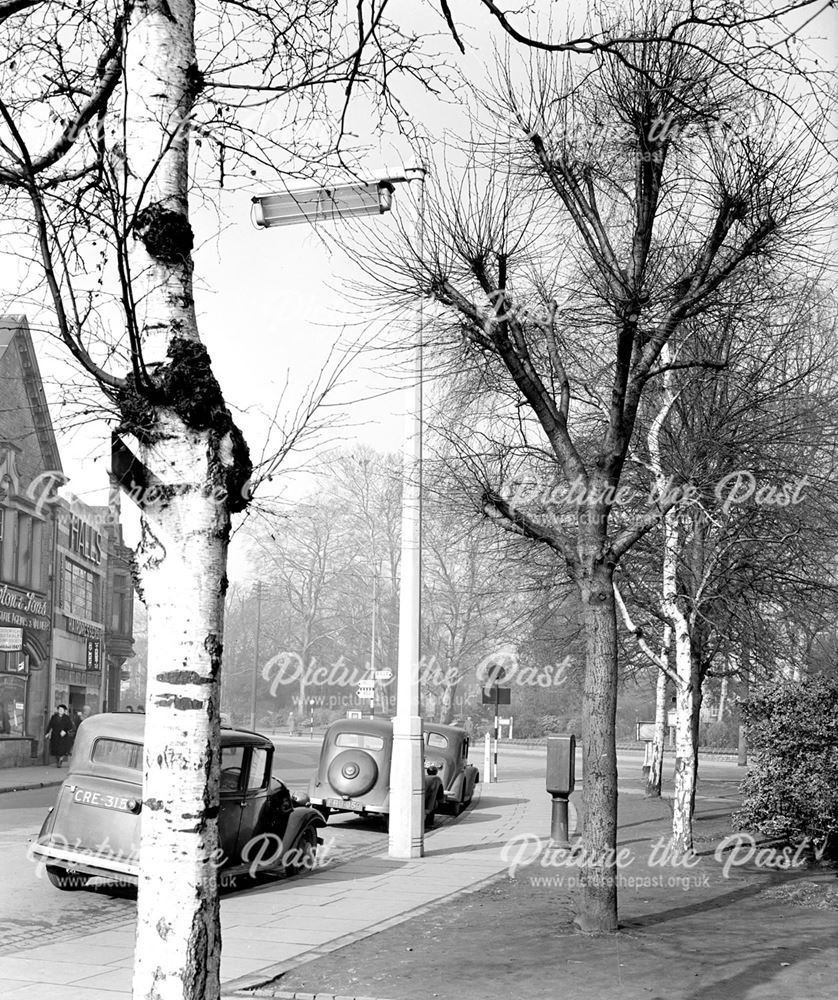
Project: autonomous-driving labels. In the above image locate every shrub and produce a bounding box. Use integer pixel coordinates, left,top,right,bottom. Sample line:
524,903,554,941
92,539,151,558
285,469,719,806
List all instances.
734,675,838,844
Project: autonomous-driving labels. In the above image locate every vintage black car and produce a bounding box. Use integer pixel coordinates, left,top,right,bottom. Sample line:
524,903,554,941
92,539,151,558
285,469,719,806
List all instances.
308,717,445,826
31,713,324,890
423,723,480,815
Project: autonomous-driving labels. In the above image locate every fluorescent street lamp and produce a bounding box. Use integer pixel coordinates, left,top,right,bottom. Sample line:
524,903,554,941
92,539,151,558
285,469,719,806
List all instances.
252,180,395,228
251,166,427,859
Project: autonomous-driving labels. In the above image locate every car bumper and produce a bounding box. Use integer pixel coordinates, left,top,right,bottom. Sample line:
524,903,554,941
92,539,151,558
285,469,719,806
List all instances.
309,795,388,815
31,841,139,883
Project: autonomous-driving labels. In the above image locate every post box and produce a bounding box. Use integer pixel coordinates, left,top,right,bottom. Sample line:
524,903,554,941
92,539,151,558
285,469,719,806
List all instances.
546,734,576,797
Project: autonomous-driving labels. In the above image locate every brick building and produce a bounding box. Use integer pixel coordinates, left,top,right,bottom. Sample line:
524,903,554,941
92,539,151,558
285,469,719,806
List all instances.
50,494,135,721
0,316,134,766
0,317,62,765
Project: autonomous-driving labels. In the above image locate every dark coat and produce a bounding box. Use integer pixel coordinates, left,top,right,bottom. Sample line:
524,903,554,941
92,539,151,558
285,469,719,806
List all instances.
46,713,74,757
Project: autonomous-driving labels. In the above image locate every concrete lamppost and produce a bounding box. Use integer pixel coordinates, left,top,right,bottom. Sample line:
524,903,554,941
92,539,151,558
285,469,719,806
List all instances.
251,164,427,859
387,163,426,858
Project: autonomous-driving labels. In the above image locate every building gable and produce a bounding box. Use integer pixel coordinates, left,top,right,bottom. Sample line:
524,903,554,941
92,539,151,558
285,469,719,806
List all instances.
0,315,63,488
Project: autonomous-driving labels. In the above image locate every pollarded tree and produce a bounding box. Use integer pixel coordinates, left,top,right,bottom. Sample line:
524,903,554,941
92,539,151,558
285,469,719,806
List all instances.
0,3,450,997
355,16,832,930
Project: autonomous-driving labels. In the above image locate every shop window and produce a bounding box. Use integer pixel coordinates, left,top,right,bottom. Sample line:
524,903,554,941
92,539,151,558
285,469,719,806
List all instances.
1,511,43,591
0,674,26,736
62,558,101,621
111,573,132,635
0,650,26,673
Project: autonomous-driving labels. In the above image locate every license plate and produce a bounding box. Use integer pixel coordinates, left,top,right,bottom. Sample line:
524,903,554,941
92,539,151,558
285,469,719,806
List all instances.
71,787,133,812
325,797,368,811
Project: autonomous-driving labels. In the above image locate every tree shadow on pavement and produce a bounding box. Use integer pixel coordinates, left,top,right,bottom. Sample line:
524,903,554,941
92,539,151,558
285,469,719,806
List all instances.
683,929,838,1000
620,868,825,930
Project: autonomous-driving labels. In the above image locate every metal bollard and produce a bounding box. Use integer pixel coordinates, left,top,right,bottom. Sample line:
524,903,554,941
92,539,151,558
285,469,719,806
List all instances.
546,734,575,847
549,794,571,848
483,732,493,783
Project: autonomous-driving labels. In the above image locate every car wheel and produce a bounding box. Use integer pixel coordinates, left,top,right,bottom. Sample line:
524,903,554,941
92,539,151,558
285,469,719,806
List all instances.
466,774,478,803
46,865,90,891
426,795,443,829
284,827,317,877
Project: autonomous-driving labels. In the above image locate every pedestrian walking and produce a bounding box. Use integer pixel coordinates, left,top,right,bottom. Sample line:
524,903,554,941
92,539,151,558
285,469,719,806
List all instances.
45,705,74,768
74,705,92,729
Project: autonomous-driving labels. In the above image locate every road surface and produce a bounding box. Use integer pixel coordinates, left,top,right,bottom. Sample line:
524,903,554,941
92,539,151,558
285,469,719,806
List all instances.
0,738,744,954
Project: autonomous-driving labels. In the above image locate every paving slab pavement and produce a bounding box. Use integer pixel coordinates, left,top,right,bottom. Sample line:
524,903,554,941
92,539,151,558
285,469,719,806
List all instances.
5,755,813,1000
261,790,838,1000
0,773,556,997
0,763,64,794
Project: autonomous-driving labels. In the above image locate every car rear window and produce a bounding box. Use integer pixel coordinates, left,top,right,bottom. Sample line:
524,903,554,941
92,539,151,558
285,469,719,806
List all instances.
91,738,143,771
335,732,385,751
426,732,449,749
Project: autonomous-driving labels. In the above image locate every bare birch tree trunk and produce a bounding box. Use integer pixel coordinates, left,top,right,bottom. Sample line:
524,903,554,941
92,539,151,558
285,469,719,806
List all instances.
134,432,227,1000
124,3,248,997
645,344,696,850
646,637,670,797
668,573,695,853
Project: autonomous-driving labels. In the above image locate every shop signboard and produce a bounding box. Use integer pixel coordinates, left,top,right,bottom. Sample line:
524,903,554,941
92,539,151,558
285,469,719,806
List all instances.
0,585,50,632
86,638,101,672
0,627,24,652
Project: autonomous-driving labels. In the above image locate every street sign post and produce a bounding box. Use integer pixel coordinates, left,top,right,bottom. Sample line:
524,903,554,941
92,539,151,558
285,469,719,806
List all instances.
636,721,656,741
357,679,376,716
481,685,511,782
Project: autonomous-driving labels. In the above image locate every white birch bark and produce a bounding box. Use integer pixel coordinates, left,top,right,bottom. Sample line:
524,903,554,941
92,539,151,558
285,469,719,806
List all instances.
121,3,244,997
666,541,695,854
134,428,226,1000
647,627,670,797
646,342,696,852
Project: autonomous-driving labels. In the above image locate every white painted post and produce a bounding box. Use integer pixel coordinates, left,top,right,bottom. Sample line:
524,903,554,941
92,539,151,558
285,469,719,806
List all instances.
483,732,492,784
389,161,427,860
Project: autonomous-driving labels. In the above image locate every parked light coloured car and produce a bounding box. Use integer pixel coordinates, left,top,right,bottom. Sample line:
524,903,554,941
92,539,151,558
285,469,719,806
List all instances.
423,723,480,815
308,718,445,826
31,713,324,890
